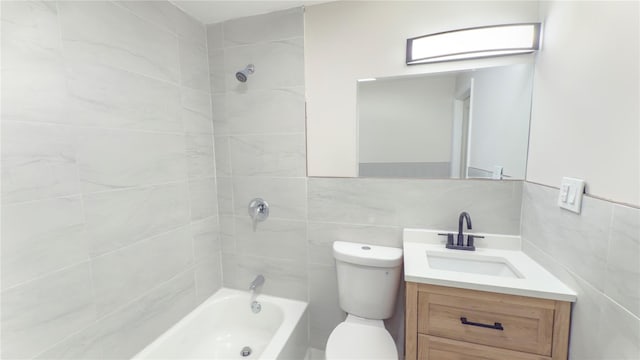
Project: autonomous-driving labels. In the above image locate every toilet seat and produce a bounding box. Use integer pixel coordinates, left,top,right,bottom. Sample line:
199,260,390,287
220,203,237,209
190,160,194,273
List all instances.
325,320,397,360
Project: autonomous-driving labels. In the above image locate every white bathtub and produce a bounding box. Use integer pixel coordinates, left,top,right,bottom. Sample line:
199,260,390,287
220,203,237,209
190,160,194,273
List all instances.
133,288,308,360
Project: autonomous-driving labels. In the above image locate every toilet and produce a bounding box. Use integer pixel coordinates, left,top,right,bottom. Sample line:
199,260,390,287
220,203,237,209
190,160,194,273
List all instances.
325,241,403,360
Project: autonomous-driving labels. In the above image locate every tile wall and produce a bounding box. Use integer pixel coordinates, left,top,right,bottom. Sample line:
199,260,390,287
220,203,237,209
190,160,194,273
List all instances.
206,8,524,351
521,182,640,359
1,1,221,358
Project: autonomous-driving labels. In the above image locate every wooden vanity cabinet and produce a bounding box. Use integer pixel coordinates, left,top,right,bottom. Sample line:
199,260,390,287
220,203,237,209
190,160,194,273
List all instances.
405,282,571,360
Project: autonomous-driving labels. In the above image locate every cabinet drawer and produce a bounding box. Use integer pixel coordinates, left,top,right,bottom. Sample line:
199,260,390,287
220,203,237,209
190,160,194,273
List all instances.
418,335,551,360
417,287,555,356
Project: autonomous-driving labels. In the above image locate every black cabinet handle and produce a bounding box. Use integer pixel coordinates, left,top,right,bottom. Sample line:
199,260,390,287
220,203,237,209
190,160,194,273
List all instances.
460,317,504,331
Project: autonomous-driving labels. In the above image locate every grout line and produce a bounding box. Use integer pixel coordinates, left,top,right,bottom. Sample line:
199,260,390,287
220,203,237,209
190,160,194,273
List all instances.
2,119,197,137
221,35,304,51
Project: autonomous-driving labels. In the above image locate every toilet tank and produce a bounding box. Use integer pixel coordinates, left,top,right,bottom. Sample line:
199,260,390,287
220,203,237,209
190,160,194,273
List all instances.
333,241,403,320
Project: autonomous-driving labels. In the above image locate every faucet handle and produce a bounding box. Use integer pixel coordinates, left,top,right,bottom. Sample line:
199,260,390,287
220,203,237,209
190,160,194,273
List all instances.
437,233,454,246
467,234,484,248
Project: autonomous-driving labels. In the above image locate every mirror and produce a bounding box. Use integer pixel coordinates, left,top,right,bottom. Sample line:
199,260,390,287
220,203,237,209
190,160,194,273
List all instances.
357,63,533,180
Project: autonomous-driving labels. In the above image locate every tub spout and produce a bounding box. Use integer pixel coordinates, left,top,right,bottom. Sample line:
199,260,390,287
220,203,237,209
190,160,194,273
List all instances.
249,275,265,291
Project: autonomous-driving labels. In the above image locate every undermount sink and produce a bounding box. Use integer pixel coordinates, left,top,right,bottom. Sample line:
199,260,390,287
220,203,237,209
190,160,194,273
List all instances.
426,251,523,278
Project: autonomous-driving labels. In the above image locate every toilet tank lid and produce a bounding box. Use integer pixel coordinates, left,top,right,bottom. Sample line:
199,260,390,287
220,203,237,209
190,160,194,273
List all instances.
333,241,403,267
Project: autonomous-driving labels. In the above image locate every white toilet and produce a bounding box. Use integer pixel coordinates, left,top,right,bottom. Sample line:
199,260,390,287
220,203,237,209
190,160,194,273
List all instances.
325,241,403,360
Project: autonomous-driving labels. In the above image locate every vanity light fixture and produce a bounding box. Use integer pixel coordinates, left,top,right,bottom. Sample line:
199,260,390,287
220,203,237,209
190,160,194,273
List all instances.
406,23,541,65
358,78,377,82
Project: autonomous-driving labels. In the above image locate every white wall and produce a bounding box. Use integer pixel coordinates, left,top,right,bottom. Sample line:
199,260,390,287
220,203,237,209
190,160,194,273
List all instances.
527,1,639,206
467,64,534,179
358,75,455,163
305,0,540,176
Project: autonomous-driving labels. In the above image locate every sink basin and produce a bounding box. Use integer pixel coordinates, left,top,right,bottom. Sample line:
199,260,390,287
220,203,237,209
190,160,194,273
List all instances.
426,251,523,278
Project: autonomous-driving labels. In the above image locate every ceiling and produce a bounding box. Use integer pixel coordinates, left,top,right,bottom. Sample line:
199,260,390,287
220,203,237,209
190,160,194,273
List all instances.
171,1,331,25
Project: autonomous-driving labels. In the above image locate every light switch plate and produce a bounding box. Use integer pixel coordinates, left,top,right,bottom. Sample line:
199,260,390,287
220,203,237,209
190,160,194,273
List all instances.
557,177,585,213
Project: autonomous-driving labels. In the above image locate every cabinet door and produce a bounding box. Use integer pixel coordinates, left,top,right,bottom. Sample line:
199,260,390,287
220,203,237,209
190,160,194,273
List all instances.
418,335,551,360
417,288,554,355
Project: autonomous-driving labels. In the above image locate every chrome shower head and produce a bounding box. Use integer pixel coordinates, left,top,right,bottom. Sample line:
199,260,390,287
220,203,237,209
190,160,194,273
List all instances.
235,64,255,83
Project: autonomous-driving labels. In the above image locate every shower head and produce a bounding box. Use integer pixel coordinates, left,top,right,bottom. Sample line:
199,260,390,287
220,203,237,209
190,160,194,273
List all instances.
235,64,255,83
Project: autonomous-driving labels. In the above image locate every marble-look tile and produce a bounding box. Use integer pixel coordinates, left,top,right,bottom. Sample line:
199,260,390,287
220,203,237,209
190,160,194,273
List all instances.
195,254,223,304
114,0,204,44
189,177,218,220
182,87,213,134
223,87,305,135
186,133,215,179
1,2,69,125
223,7,303,46
211,94,228,135
219,215,236,253
58,1,179,83
91,227,194,317
595,298,640,359
76,128,187,193
179,39,210,92
99,270,196,360
522,182,612,291
229,134,306,177
1,196,87,290
1,1,60,50
234,217,307,261
307,222,401,265
521,240,603,360
171,6,206,45
206,23,224,50
214,136,232,177
232,177,307,220
605,204,640,317
222,253,307,301
1,262,95,359
65,62,183,132
216,176,234,215
208,48,225,94
84,182,191,256
224,38,304,92
33,321,104,360
308,264,344,349
1,122,79,203
308,178,399,225
191,216,220,261
394,179,522,234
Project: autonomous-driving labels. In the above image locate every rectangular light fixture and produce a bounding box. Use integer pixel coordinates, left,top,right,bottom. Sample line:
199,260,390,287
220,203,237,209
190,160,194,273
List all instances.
406,23,541,65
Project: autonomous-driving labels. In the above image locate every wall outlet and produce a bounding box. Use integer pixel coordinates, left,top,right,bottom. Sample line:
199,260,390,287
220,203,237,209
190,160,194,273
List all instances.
557,177,585,213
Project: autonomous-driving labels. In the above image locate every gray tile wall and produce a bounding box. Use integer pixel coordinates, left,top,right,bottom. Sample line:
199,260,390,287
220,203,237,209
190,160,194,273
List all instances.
521,182,640,359
1,1,221,358
207,8,523,351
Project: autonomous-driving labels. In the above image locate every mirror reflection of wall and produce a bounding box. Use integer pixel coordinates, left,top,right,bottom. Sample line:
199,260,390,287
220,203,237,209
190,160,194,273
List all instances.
357,63,534,180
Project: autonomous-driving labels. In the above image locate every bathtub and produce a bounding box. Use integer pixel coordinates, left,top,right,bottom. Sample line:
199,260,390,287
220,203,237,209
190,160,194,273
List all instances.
133,288,308,360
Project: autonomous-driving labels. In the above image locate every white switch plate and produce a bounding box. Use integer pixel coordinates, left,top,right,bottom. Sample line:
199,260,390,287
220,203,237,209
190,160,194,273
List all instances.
557,177,585,213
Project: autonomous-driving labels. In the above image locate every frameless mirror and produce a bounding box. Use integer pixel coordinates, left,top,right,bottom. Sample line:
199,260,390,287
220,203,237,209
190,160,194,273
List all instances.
357,63,533,180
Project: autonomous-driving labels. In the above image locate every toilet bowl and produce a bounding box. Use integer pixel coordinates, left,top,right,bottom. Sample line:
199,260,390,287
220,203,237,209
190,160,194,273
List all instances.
324,241,403,360
325,315,397,359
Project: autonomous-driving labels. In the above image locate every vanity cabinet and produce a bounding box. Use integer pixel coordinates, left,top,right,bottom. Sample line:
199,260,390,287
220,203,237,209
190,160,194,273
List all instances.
405,282,571,360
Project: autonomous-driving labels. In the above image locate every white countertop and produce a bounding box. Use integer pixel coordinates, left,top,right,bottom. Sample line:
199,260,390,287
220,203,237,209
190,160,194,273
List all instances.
403,228,577,302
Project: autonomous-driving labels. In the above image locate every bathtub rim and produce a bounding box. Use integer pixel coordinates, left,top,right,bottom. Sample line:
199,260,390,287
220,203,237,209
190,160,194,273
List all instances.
132,287,308,359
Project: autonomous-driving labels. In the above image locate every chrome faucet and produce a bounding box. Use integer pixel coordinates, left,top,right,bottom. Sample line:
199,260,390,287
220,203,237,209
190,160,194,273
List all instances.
457,211,472,246
249,274,265,291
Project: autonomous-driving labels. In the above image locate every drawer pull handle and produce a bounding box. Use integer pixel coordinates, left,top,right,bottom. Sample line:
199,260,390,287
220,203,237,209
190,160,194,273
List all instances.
460,317,504,331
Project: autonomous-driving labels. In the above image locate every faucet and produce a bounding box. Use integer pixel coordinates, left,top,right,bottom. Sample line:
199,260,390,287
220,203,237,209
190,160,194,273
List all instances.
457,212,472,246
249,274,265,291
